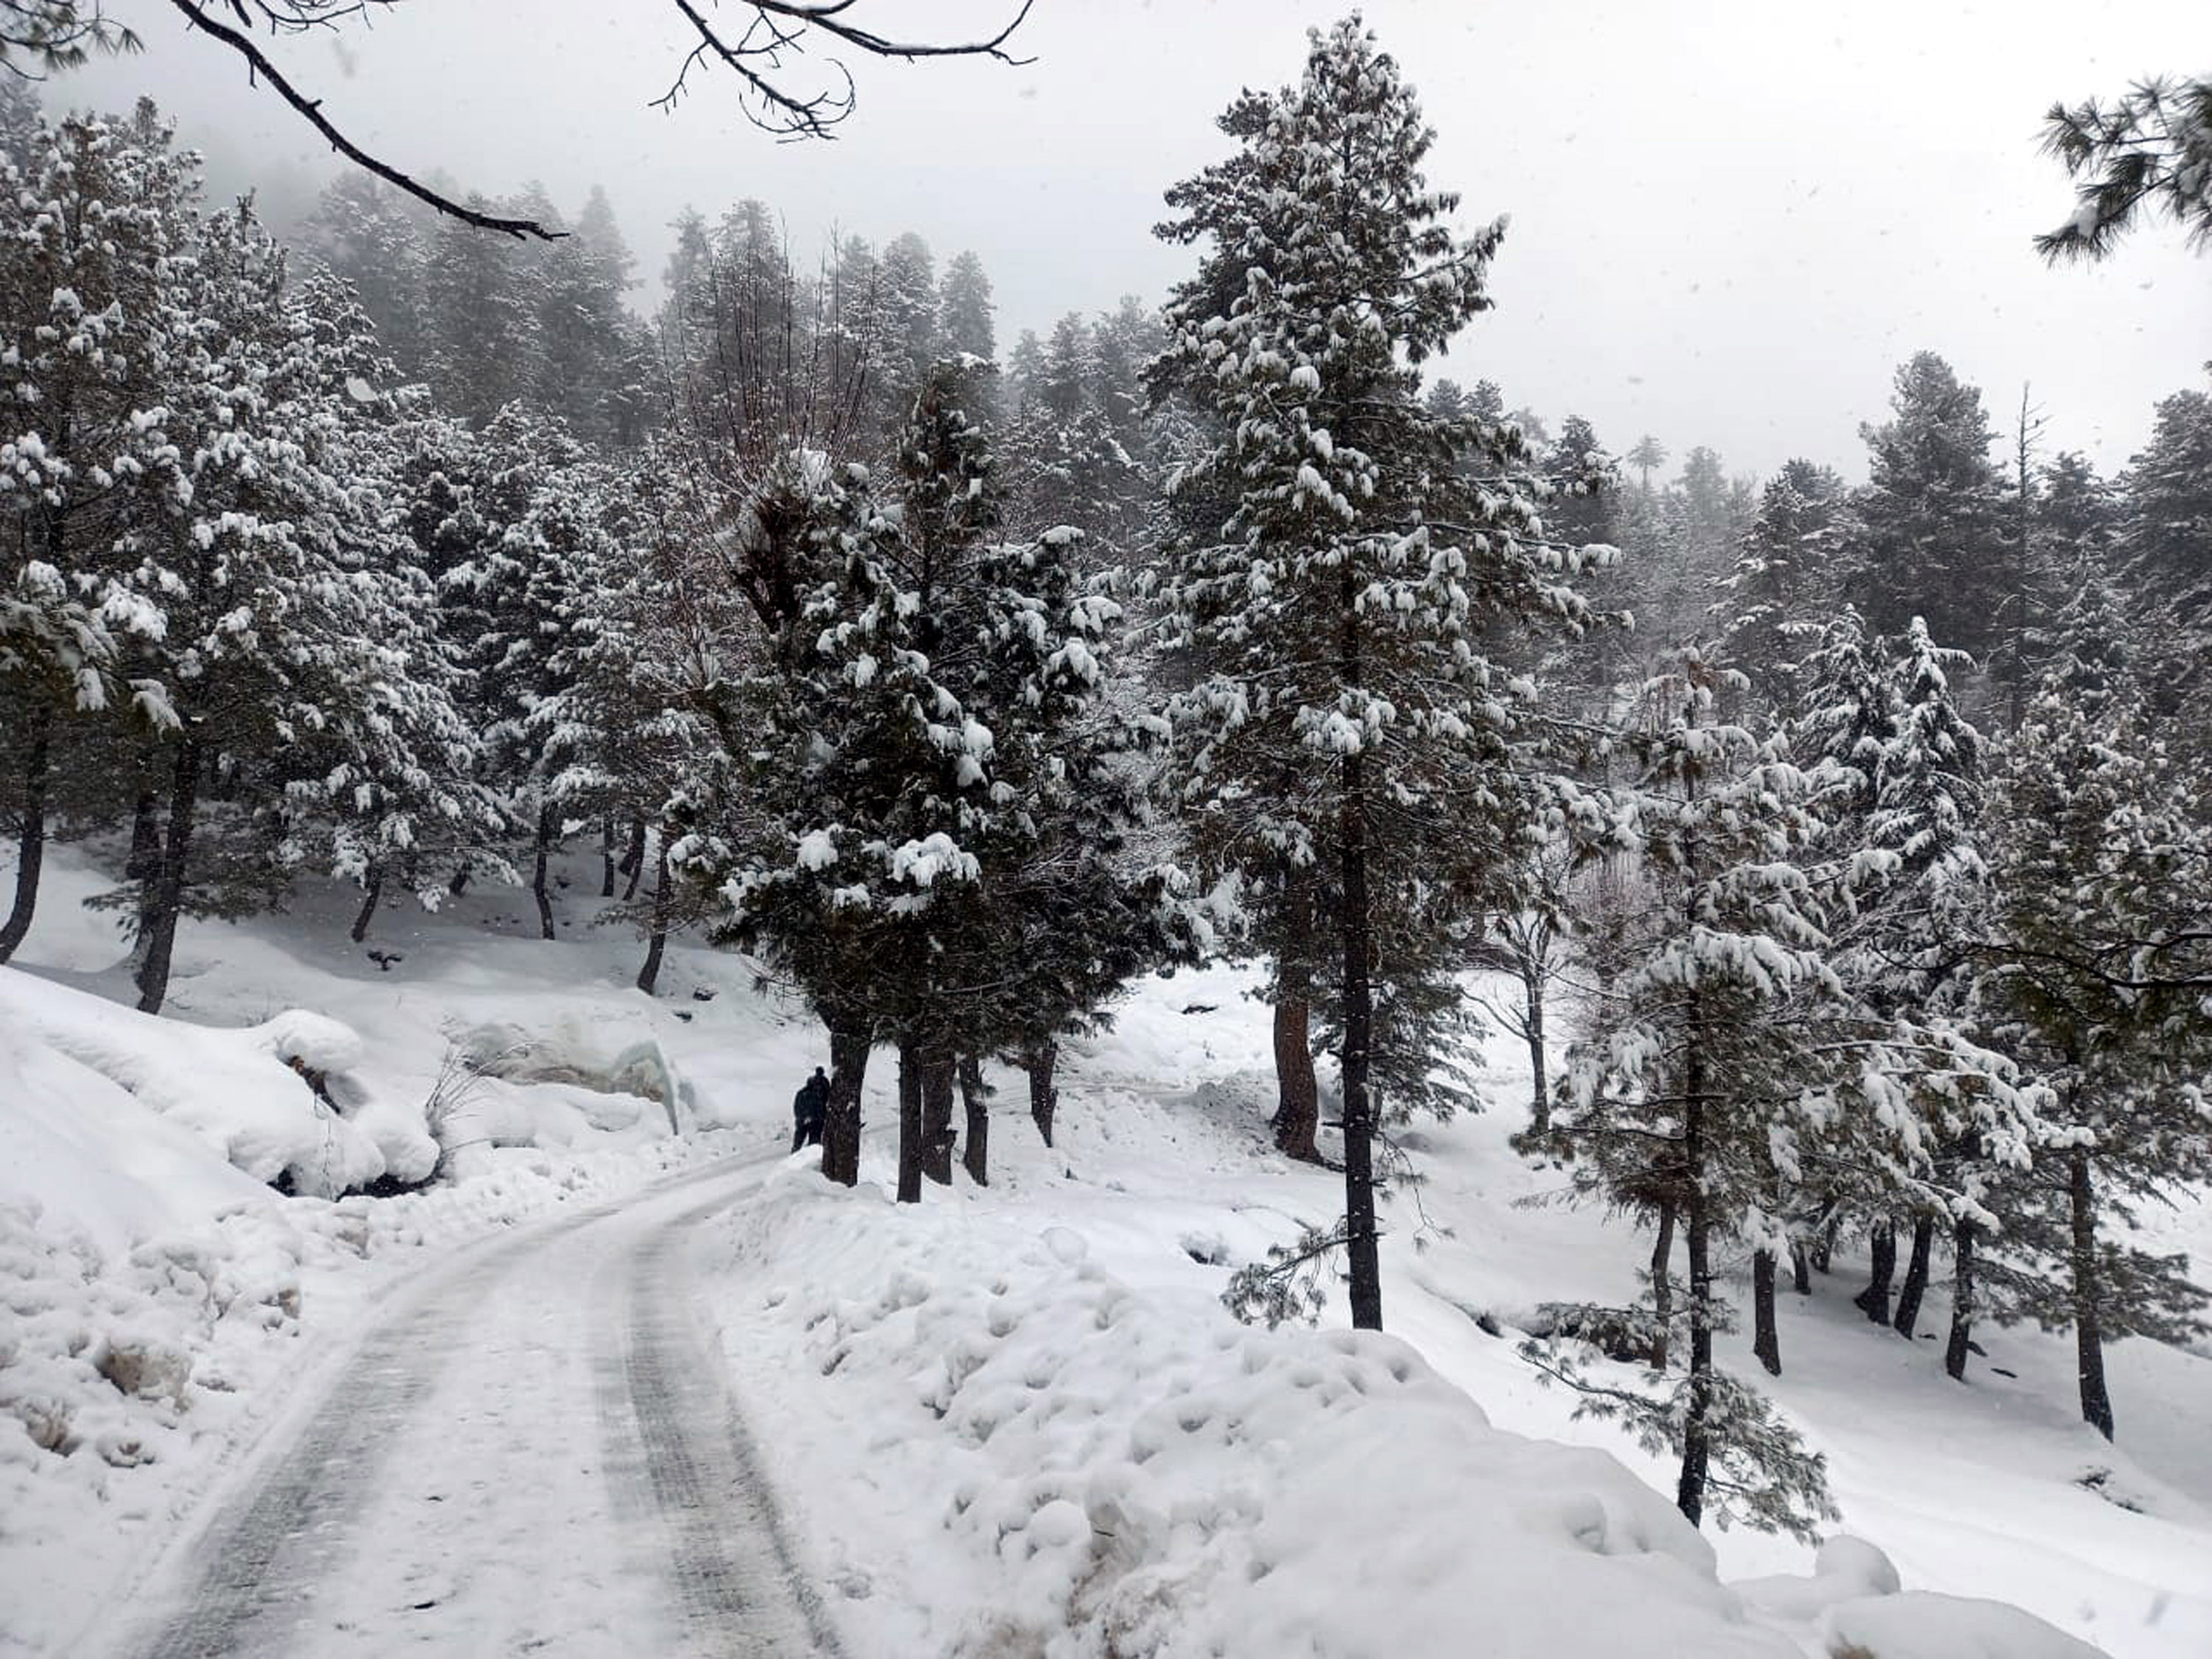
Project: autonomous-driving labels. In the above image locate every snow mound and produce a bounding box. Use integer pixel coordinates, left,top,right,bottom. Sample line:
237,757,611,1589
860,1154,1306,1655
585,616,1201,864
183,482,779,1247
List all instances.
722,1169,2113,1659
0,967,398,1195
733,1177,1788,1657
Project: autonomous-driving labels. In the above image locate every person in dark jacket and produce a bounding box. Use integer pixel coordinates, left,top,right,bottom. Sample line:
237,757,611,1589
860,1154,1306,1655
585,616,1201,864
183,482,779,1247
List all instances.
792,1066,830,1152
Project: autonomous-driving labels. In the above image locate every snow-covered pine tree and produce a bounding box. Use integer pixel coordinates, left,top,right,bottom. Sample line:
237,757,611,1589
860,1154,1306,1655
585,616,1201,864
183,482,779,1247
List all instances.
1717,459,1852,713
0,102,197,961
937,249,995,363
721,361,1147,1192
542,440,753,991
2115,369,2211,755
419,197,546,426
1535,649,2041,1536
1970,576,2212,1438
435,404,612,938
1156,16,1593,1330
95,190,491,1011
1847,352,2009,667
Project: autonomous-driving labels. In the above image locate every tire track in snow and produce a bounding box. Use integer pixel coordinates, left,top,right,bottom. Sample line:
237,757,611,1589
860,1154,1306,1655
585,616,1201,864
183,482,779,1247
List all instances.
103,1148,833,1659
604,1189,845,1657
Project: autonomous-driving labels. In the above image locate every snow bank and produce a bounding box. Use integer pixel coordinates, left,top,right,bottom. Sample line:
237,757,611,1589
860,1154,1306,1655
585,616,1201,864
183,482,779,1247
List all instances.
0,967,399,1195
711,1166,2112,1658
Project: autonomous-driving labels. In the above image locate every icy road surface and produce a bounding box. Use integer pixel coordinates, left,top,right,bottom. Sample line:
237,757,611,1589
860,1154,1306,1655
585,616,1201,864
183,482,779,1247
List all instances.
93,1150,840,1659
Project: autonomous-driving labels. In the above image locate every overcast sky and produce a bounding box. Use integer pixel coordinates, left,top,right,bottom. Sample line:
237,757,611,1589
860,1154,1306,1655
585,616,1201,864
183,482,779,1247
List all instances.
57,0,2210,483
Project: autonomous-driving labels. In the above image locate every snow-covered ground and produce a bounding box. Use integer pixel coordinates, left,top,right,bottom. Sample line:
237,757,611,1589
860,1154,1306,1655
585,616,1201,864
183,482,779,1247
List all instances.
3,845,2206,1657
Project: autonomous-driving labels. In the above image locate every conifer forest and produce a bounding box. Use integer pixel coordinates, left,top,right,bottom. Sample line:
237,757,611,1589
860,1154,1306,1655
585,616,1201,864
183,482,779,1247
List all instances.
1,5,2207,1655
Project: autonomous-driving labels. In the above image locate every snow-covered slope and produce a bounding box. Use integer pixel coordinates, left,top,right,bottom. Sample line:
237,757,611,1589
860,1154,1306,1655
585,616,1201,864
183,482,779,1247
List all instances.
2,846,2205,1657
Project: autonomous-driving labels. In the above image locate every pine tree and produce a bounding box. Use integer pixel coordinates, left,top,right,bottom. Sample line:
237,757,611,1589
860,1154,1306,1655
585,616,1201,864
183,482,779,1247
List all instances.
937,248,995,362
1849,352,2008,664
1718,459,1851,711
420,196,546,426
0,103,196,962
1157,16,1593,1330
1971,579,2212,1437
1537,651,2039,1535
719,361,1149,1191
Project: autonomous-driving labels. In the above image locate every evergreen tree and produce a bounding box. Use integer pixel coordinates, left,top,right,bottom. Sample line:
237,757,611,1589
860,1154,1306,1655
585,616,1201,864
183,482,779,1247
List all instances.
937,248,995,362
1971,580,2212,1437
1718,459,1851,711
1848,352,2008,664
0,102,194,962
1157,17,1593,1330
420,196,546,425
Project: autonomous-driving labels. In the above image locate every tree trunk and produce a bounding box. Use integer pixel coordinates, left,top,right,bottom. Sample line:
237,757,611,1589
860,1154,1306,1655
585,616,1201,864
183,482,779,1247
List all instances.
135,735,202,1016
1676,1083,1713,1526
448,860,472,898
1272,988,1321,1162
531,801,557,940
1752,1247,1782,1376
1027,1038,1058,1147
1893,1216,1935,1339
1945,1217,1976,1382
921,1048,956,1185
600,816,617,898
1649,1197,1676,1372
2068,1145,2114,1440
0,713,51,964
1521,956,1549,1136
1338,750,1382,1332
895,1042,924,1204
821,1021,868,1187
1809,1215,1834,1275
1790,1239,1811,1296
959,1054,989,1186
621,817,648,901
1272,872,1321,1162
349,866,384,944
1854,1223,1897,1324
127,785,163,954
635,835,672,994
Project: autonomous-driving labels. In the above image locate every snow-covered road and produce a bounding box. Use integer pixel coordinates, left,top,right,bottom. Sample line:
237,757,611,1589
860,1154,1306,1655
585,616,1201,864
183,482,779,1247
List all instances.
89,1149,840,1659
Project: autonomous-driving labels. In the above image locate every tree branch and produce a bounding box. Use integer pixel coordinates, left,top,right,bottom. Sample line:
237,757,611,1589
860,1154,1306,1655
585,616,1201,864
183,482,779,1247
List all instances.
165,0,560,238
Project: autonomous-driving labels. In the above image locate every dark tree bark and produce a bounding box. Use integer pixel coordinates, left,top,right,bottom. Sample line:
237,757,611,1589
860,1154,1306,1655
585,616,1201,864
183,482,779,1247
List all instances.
531,801,557,940
1272,986,1321,1161
600,817,617,898
2068,1145,2114,1440
1521,955,1549,1135
1854,1223,1897,1324
1675,1059,1714,1526
1809,1215,1834,1275
921,1048,957,1185
0,713,51,964
1338,750,1382,1332
821,1020,869,1186
448,860,472,898
135,735,202,1015
621,817,648,901
1649,1197,1676,1372
1026,1038,1058,1147
635,835,672,994
349,866,384,944
895,1041,924,1203
1752,1248,1781,1376
1893,1216,1936,1339
127,785,163,947
1272,873,1321,1162
1790,1239,1811,1296
1945,1217,1977,1381
959,1054,989,1185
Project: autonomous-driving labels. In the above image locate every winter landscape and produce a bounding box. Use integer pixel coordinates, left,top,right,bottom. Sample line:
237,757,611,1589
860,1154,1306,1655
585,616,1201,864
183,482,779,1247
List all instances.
1,3,2207,1657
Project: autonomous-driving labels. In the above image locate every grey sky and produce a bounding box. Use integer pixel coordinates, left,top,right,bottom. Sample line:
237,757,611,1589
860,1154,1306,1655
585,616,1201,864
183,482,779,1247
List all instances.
59,0,2210,484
